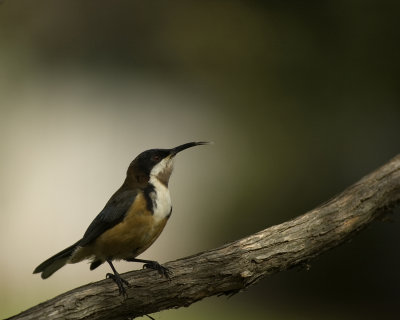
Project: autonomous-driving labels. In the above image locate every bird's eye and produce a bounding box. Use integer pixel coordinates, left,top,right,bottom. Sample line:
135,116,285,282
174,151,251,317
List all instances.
152,155,161,162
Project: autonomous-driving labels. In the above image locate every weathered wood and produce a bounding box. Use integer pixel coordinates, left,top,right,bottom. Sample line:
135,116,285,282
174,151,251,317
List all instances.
8,155,400,320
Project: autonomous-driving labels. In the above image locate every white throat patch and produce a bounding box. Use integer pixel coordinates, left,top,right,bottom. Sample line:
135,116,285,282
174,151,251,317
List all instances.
150,157,174,178
148,156,174,221
148,176,172,221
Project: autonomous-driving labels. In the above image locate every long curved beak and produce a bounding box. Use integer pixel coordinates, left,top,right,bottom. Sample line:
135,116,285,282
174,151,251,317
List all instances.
170,141,211,156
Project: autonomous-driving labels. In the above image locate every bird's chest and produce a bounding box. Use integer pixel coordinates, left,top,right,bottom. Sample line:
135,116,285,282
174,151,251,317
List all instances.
89,185,172,260
147,179,172,221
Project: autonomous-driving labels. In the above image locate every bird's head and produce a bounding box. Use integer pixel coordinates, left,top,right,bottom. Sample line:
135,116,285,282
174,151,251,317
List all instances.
127,142,209,186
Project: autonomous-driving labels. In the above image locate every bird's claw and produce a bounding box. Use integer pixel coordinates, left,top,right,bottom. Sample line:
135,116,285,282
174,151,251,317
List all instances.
143,261,173,279
106,272,130,297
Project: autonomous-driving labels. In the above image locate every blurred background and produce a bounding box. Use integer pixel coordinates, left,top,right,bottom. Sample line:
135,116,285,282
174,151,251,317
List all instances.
1,0,400,319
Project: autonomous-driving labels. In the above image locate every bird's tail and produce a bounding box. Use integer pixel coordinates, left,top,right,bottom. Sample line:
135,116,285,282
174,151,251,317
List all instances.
33,240,80,279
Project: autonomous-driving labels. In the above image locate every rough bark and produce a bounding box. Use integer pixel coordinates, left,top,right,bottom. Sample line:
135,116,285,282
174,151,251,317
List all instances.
8,155,400,320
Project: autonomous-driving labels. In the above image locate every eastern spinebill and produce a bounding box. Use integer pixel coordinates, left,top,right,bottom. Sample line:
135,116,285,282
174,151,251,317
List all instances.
34,142,209,296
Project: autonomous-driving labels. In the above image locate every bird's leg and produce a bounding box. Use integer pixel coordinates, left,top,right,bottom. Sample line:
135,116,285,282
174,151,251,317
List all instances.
106,260,130,297
125,257,172,279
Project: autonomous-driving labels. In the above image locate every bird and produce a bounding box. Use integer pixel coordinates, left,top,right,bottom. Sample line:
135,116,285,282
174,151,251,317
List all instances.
33,142,209,296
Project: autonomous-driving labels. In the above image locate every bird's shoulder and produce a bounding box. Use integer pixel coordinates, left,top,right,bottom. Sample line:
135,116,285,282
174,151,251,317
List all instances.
79,187,139,247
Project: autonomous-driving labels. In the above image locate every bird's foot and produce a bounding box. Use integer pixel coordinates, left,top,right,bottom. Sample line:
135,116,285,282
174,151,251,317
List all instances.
143,261,172,279
106,272,130,297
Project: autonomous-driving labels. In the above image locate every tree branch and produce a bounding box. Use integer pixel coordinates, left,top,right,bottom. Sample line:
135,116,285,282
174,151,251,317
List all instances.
8,155,400,320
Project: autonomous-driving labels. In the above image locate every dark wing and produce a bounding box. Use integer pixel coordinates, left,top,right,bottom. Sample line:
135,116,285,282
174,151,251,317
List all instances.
79,189,138,247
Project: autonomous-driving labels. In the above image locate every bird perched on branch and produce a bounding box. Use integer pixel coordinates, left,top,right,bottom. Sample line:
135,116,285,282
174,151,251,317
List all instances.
34,142,209,296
